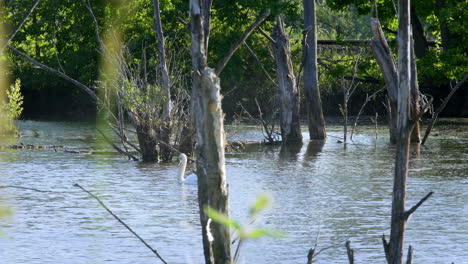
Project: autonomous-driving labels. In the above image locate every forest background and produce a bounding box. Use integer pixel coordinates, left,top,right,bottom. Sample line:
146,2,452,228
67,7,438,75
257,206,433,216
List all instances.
1,0,466,120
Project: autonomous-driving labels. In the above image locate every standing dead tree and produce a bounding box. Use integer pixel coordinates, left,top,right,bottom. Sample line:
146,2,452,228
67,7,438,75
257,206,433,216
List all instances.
190,1,231,262
189,1,270,263
382,1,434,263
152,0,172,161
271,16,303,144
338,52,363,144
303,0,326,140
369,18,429,144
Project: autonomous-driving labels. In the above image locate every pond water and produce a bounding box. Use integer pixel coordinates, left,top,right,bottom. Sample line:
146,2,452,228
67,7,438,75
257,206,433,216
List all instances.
0,120,467,264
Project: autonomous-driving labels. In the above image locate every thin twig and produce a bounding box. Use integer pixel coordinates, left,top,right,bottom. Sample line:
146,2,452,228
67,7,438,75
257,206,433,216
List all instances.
244,42,277,86
1,0,41,51
350,85,385,140
74,183,168,264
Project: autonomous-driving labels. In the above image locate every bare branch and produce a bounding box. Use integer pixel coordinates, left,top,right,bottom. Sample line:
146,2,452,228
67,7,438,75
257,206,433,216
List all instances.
350,85,385,139
422,72,468,145
74,183,168,264
7,45,98,102
404,191,434,220
1,0,41,51
215,9,270,75
244,42,277,86
96,128,139,161
258,27,276,44
0,185,49,193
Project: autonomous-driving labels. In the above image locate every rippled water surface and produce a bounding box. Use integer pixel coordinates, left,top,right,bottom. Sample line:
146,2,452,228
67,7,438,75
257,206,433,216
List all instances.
0,120,467,263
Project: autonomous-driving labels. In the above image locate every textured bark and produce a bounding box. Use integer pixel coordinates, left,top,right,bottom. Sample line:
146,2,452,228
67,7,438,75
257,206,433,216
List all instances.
153,0,172,161
303,0,326,140
135,123,158,162
190,1,231,263
272,16,302,144
388,1,411,263
370,18,423,144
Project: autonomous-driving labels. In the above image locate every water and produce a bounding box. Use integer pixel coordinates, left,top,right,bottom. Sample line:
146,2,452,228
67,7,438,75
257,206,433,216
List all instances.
0,120,467,264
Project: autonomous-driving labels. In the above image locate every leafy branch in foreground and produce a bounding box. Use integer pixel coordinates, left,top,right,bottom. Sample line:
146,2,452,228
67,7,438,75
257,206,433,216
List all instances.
205,193,284,263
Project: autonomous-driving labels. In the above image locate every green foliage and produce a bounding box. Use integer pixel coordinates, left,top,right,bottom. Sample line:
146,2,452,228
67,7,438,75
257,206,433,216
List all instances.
0,79,23,135
205,193,284,241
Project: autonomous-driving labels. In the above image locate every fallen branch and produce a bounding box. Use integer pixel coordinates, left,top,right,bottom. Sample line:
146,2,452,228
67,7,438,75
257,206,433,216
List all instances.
96,128,139,161
0,185,49,193
74,183,168,264
421,72,468,145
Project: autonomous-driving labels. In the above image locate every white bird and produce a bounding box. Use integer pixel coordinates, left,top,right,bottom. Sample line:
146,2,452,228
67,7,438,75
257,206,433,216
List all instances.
177,153,197,184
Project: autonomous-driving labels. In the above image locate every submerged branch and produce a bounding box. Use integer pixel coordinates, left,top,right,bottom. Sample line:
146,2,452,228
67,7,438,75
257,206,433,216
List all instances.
74,183,168,264
0,185,49,193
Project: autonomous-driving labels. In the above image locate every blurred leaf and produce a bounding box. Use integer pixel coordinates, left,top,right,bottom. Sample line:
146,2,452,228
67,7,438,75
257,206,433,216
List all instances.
246,228,285,239
205,207,241,231
249,193,272,217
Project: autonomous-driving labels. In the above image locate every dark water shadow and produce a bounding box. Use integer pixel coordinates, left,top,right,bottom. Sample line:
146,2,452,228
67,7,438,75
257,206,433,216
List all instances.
279,143,303,162
304,140,325,161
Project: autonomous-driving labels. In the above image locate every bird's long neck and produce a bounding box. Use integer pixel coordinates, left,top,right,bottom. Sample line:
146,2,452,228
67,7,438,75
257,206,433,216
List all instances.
178,156,187,181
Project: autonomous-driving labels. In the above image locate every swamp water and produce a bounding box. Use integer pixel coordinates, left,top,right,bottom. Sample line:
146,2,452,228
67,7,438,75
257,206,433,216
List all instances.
0,120,467,264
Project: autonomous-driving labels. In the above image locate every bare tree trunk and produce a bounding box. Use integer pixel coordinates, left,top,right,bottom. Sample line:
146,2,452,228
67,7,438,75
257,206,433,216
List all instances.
370,19,399,144
387,1,412,260
153,0,172,161
370,18,424,144
303,0,326,140
383,2,433,263
409,39,421,143
190,1,231,263
272,16,302,144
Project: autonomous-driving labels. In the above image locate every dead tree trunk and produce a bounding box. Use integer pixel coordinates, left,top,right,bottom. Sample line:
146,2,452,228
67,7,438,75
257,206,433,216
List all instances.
190,1,231,263
303,0,326,140
153,0,172,161
382,2,433,263
369,18,423,144
272,16,302,144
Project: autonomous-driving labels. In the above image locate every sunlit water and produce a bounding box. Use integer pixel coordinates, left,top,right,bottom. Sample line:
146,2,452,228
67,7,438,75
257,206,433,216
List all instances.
0,120,467,264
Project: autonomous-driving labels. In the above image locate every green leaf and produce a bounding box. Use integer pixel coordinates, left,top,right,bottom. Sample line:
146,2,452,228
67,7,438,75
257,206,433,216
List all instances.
249,193,272,217
246,228,285,239
205,207,241,231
